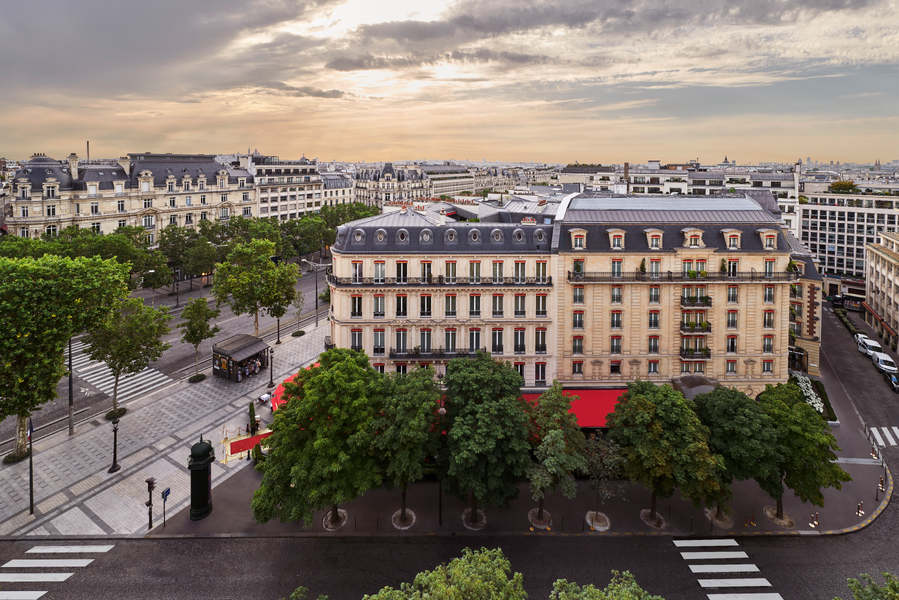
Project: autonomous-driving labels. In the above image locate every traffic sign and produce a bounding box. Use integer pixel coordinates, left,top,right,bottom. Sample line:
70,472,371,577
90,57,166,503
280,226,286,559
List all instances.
161,487,171,502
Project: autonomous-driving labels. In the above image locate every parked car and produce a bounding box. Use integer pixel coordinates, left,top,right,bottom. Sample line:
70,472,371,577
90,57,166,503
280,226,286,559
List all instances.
854,332,870,344
884,372,899,393
859,338,883,356
872,352,898,374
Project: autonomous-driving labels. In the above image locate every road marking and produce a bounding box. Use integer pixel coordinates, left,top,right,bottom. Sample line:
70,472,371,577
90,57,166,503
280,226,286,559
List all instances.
2,560,93,568
690,564,760,573
882,427,897,446
706,595,783,600
0,593,47,599
80,368,172,403
0,574,72,582
699,578,771,588
872,428,885,446
681,551,749,560
893,426,899,441
675,539,739,547
26,545,113,554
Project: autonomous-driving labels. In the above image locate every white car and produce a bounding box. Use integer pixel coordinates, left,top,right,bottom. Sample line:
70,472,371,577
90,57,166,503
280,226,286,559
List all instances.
872,352,898,374
859,338,883,356
854,332,870,344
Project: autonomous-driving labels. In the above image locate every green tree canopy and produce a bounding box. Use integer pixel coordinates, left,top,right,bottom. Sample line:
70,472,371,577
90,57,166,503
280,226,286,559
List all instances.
606,381,723,525
757,383,852,519
211,239,299,337
177,298,220,377
834,572,899,600
0,255,130,457
363,548,526,600
583,432,625,515
440,352,531,524
526,381,585,453
528,428,586,522
551,571,665,600
370,367,441,523
158,224,198,279
831,180,859,193
252,348,384,527
82,297,172,416
184,239,218,286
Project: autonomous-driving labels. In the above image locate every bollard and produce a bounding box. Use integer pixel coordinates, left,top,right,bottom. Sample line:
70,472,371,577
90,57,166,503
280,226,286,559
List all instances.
876,486,879,502
750,514,756,527
815,513,819,526
809,513,816,528
690,516,693,532
880,476,885,492
743,515,748,528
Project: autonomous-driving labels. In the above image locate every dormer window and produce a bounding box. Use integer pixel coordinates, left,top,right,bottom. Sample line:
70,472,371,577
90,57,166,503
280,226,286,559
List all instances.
729,236,738,249
574,235,585,249
765,236,775,249
680,228,705,248
689,235,700,248
756,228,778,250
606,228,626,250
651,236,660,249
569,228,588,250
612,236,622,249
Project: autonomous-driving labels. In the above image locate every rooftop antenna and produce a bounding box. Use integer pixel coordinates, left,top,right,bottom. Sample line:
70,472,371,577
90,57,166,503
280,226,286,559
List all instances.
87,141,89,162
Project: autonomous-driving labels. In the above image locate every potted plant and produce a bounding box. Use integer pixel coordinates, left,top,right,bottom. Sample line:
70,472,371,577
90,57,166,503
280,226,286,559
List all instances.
688,270,697,279
720,258,727,273
639,258,646,273
786,259,798,273
689,321,696,331
699,270,707,278
700,295,710,304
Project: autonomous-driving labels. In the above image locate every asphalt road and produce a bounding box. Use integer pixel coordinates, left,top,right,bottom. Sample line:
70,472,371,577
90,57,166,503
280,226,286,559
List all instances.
0,263,330,451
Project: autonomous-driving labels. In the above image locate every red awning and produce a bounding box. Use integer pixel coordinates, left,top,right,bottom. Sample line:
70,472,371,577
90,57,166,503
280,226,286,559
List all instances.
863,302,878,317
271,362,321,411
523,388,627,428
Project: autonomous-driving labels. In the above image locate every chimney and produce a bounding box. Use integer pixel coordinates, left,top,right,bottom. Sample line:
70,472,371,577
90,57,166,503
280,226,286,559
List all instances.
624,162,630,193
118,156,131,175
439,209,446,226
67,153,79,176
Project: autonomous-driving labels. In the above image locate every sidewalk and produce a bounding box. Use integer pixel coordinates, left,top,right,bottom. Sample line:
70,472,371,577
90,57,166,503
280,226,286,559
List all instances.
0,322,330,539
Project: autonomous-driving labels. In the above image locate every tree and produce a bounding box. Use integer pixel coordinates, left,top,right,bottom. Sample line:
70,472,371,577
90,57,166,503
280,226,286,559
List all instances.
757,383,851,520
551,571,665,600
363,548,526,600
211,239,300,337
440,352,531,525
370,367,441,524
583,432,625,518
141,251,173,306
0,255,130,458
693,387,780,518
831,180,859,194
252,348,383,527
528,428,586,522
526,381,585,453
606,381,723,526
177,298,220,377
834,572,899,600
158,224,198,289
82,298,172,418
292,291,306,332
184,239,218,287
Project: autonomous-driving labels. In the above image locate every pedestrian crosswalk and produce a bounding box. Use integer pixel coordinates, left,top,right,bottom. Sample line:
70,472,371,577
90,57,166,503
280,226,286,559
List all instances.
0,545,113,598
870,426,899,447
80,366,173,405
675,539,782,599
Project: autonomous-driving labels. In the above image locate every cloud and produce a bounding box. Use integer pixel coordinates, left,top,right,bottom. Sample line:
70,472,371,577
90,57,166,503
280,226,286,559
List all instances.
256,81,346,98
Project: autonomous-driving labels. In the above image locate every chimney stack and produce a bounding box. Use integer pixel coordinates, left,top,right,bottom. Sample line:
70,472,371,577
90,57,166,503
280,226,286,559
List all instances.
439,209,446,226
67,153,79,176
624,162,630,193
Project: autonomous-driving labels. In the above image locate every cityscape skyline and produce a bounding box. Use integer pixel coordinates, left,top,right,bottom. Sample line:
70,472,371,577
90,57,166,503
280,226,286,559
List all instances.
1,0,897,163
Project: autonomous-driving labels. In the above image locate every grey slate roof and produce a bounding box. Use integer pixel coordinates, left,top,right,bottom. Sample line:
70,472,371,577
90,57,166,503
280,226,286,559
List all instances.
13,155,74,190
126,153,254,188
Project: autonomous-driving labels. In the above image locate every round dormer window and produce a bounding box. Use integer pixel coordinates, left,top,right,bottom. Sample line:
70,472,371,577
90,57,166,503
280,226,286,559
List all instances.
535,230,546,242
377,232,385,242
471,231,479,242
398,231,407,242
446,230,457,242
354,231,363,242
494,232,502,242
515,231,524,242
422,231,431,242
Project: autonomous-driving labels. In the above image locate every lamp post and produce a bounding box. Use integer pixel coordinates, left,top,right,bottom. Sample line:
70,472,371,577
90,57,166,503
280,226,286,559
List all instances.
276,318,281,344
146,269,156,306
175,277,180,308
68,337,74,435
268,347,275,388
108,418,121,473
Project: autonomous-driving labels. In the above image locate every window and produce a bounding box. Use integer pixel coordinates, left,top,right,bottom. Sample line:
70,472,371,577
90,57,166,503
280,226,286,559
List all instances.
763,336,774,353
91,222,101,234
445,294,456,318
729,235,739,248
169,197,177,208
445,329,457,351
45,225,58,237
536,295,547,317
142,215,155,229
765,236,775,249
514,262,526,284
611,286,622,303
648,336,659,354
515,295,526,317
649,286,660,303
396,364,407,375
611,260,622,278
763,311,774,328
763,360,773,373
118,219,127,229
765,260,775,276
648,360,659,375
726,360,737,374
610,361,621,375
169,215,177,225
243,206,252,217
572,311,584,329
572,336,584,354
219,207,229,220
648,311,659,329
374,295,385,318
420,330,432,352
514,329,526,354
167,181,175,192
610,337,621,354
535,262,547,283
573,286,584,304
681,362,691,374
727,286,739,303
395,330,408,352
728,260,738,276
90,202,99,215
682,260,694,274
610,311,622,329
396,295,408,318
469,294,481,317
350,330,362,351
572,361,583,375
420,295,432,317
492,294,504,318
46,205,56,217
535,363,547,385
492,261,504,283
220,194,228,203
690,235,700,247
200,195,207,205
574,235,585,249
469,328,481,350
764,286,774,303
727,311,738,328
492,329,503,354
374,262,385,283
726,336,737,353
421,261,432,282
536,329,546,354
649,260,661,278
651,236,660,249
514,363,525,378
695,362,705,374
143,198,153,209
612,236,622,249
396,262,408,284
18,228,29,238
469,261,481,283
19,206,28,218
445,261,457,283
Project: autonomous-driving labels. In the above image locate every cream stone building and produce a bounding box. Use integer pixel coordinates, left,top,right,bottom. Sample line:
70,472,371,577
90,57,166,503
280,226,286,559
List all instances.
354,163,431,208
864,230,899,344
7,152,255,243
238,154,321,221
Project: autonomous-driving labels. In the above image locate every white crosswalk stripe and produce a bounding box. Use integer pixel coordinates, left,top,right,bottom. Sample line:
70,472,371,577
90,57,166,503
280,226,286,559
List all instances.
869,427,899,446
80,366,173,403
676,539,783,600
67,341,102,373
0,543,114,599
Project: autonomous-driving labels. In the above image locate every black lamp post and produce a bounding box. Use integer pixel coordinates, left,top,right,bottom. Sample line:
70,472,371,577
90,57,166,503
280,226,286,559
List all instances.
268,347,275,388
108,418,121,473
276,318,281,344
175,279,180,308
68,337,74,436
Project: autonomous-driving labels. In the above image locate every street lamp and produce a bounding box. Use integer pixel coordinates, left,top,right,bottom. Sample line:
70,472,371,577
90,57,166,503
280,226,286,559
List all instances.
146,269,156,306
108,418,121,473
268,347,275,388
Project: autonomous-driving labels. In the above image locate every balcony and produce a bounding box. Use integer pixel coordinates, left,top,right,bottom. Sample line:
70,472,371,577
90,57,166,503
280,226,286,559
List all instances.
515,310,526,318
680,296,713,308
493,311,504,318
492,345,504,354
535,344,547,354
680,322,712,333
388,347,485,359
374,311,385,318
514,345,526,354
569,270,799,283
327,274,553,288
350,344,362,351
421,311,432,318
536,310,547,317
396,311,407,318
373,346,385,355
680,348,711,360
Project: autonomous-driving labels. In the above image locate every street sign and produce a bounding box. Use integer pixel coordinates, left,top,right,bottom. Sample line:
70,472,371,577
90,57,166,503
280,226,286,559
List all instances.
161,488,171,502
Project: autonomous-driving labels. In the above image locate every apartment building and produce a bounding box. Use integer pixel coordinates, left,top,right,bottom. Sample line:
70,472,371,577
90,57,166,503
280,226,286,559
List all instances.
864,230,899,343
354,163,431,208
8,152,254,242
240,155,321,221
321,173,355,206
328,192,809,403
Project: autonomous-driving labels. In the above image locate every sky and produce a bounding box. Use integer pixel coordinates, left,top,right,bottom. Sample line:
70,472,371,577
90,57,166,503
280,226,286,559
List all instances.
1,0,897,165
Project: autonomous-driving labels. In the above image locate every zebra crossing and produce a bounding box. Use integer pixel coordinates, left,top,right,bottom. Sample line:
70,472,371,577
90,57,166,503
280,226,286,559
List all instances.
870,426,899,447
0,544,113,598
675,539,782,600
68,340,173,404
